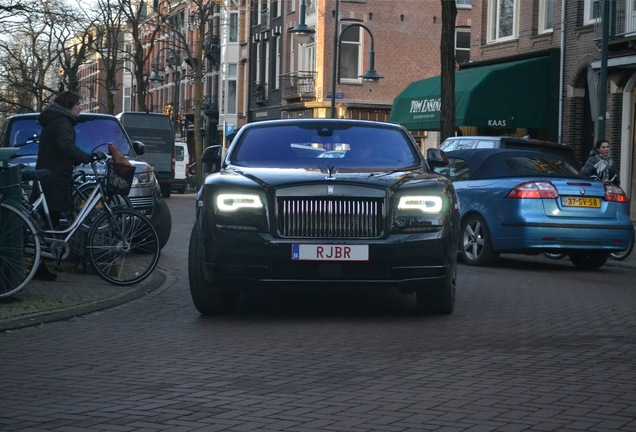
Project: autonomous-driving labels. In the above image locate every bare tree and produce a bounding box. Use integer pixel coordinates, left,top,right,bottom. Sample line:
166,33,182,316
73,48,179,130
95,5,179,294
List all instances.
116,0,166,112
440,0,457,142
0,0,94,113
87,0,127,114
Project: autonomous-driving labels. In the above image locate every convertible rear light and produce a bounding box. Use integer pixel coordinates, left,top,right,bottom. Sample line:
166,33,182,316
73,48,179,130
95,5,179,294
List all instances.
506,181,558,199
604,183,628,203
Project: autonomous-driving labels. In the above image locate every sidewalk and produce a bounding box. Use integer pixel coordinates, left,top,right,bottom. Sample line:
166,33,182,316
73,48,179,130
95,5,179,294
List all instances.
0,267,165,332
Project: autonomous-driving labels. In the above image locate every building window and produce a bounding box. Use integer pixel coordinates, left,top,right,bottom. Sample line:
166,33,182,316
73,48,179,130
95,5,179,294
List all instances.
339,22,361,82
228,64,237,115
275,35,281,90
255,44,262,84
271,0,279,18
487,0,519,43
264,40,270,88
455,28,470,64
584,0,601,25
229,12,238,42
456,0,472,8
538,0,554,33
123,87,131,112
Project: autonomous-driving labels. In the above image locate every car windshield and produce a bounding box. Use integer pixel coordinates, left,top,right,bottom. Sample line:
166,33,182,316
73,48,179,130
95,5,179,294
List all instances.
229,123,420,169
8,116,133,157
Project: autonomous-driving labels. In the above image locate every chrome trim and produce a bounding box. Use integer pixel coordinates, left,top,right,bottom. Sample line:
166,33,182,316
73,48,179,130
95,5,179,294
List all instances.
279,198,383,238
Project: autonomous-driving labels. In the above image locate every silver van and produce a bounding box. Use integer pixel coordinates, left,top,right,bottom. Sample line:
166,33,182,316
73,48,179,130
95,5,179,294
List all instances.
116,112,176,198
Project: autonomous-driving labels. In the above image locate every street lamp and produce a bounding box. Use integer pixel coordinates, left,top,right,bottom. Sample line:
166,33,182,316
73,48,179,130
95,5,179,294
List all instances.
288,0,315,43
149,47,182,137
331,20,383,118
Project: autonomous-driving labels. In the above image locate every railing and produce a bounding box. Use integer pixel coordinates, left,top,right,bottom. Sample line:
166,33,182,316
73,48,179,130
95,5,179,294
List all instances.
595,0,636,40
280,71,316,101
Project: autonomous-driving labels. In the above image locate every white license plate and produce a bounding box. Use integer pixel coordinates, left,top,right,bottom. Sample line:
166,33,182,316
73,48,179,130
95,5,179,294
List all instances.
291,244,369,261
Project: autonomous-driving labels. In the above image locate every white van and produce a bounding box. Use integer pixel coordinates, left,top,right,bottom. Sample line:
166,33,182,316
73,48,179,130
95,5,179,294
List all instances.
173,140,190,194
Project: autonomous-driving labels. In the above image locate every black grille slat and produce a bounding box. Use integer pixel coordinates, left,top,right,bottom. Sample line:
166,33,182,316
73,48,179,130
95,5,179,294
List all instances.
279,198,383,238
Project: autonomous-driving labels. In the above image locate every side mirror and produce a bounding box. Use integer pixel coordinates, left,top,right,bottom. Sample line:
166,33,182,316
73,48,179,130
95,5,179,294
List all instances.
426,148,448,167
132,141,146,156
201,145,223,173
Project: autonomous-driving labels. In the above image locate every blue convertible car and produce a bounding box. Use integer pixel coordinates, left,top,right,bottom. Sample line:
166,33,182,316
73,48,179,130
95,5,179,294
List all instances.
435,149,634,269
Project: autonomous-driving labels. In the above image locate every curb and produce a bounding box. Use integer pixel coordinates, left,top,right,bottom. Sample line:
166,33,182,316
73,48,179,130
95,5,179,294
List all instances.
0,271,166,332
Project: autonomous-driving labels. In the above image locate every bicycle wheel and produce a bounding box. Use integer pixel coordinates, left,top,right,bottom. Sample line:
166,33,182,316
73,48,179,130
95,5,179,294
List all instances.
0,202,41,297
86,208,160,286
73,182,130,230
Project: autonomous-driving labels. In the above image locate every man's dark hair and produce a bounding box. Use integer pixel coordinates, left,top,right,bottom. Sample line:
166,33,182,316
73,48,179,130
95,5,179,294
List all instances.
54,91,81,110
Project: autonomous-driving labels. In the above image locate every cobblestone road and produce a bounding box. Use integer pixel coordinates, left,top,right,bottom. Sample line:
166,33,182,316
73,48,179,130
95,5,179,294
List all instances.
1,195,635,432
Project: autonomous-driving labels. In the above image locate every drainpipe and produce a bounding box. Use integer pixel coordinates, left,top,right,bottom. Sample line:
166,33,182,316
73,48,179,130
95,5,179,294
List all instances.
598,0,611,140
558,0,565,143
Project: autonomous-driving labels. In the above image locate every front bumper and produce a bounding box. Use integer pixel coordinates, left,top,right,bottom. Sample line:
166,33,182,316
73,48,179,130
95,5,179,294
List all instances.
200,225,457,290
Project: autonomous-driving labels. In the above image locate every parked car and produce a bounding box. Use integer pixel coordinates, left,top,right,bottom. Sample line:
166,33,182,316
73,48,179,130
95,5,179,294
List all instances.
0,113,172,249
434,148,634,269
440,135,582,168
188,119,460,315
172,139,190,194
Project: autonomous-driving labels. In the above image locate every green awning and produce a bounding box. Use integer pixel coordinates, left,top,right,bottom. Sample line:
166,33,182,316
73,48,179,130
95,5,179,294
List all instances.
389,57,551,130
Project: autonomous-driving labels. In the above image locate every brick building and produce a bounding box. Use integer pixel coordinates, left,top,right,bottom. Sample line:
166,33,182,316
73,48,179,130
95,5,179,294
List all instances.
467,0,635,218
248,0,472,148
391,0,634,218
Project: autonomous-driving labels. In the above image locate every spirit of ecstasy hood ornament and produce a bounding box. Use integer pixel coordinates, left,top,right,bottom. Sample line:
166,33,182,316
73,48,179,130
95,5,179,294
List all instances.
325,163,336,180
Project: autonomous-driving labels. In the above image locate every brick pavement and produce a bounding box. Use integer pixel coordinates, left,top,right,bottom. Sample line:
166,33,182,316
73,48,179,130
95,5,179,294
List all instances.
1,242,633,333
0,266,165,331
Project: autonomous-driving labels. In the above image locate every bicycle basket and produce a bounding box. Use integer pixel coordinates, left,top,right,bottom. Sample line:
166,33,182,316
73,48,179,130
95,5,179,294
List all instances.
106,161,135,195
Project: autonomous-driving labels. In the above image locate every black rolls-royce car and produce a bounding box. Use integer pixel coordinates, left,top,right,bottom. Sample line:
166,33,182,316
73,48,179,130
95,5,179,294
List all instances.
188,119,460,314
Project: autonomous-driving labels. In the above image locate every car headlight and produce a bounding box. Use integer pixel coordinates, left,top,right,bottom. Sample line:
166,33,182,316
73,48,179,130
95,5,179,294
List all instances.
216,193,264,212
132,171,154,187
398,195,443,214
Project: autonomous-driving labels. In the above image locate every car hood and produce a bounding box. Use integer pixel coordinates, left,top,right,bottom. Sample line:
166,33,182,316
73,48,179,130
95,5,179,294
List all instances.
10,154,153,174
217,165,442,190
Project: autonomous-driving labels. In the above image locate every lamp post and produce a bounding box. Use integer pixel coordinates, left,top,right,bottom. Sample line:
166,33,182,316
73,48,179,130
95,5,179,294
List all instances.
109,65,136,113
288,0,383,119
331,21,383,118
288,0,315,43
149,47,182,138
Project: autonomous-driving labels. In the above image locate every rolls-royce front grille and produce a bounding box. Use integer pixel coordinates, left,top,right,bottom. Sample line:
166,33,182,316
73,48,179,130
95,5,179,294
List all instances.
278,198,384,238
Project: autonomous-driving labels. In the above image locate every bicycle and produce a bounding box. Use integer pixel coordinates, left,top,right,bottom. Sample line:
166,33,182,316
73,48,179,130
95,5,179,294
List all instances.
0,152,160,297
0,167,42,298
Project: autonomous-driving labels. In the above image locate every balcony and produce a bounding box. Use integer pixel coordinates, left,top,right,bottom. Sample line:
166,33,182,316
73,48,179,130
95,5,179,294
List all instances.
595,1,636,41
260,9,269,31
280,71,316,101
254,82,268,105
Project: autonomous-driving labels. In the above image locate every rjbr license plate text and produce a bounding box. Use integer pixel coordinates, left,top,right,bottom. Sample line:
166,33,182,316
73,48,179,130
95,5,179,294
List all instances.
292,244,369,261
563,196,601,208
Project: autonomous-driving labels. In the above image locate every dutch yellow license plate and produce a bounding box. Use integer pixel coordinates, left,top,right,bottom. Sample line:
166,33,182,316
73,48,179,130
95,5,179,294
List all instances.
563,197,601,208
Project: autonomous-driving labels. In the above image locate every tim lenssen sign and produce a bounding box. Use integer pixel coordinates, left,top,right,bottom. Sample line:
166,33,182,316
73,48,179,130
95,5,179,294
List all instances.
408,98,507,126
410,98,441,114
